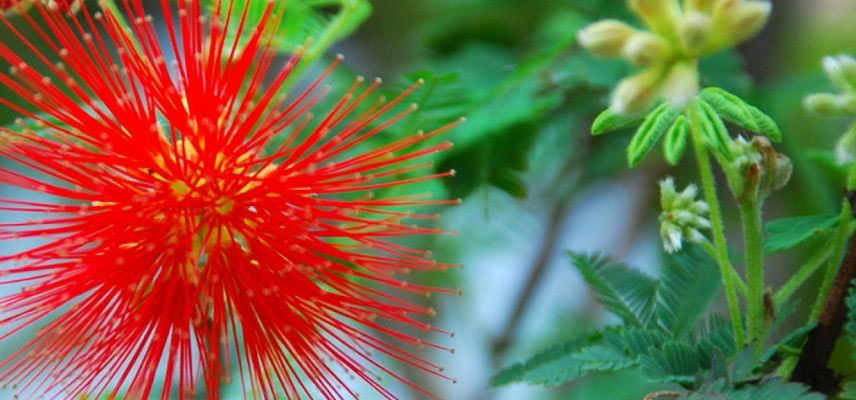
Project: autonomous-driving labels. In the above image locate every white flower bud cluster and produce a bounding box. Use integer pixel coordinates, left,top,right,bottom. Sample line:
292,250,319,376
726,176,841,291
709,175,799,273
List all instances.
658,177,711,253
578,0,771,115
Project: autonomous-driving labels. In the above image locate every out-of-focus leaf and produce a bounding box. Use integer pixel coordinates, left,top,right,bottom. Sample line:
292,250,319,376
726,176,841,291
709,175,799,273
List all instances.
847,280,856,337
592,107,643,136
203,0,370,53
681,378,824,400
841,381,856,400
437,122,539,199
699,50,753,96
764,213,839,253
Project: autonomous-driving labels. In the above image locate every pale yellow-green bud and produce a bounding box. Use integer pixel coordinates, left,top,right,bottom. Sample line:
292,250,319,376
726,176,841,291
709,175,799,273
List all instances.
611,67,664,115
577,20,636,58
713,0,771,46
836,123,856,164
685,0,718,13
678,11,713,54
628,0,682,39
804,93,856,116
823,55,856,91
621,31,673,65
660,62,699,108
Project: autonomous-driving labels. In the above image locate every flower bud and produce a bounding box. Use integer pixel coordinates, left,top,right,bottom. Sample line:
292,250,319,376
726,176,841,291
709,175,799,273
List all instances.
629,0,682,38
769,152,792,192
823,54,856,91
611,67,664,115
659,177,710,253
804,93,856,116
578,20,636,58
713,0,771,46
836,123,856,164
660,62,699,109
685,0,718,13
679,11,713,54
730,136,762,171
621,31,673,65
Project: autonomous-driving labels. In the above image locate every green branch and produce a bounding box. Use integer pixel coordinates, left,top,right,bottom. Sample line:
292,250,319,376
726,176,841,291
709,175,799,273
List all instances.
688,103,746,349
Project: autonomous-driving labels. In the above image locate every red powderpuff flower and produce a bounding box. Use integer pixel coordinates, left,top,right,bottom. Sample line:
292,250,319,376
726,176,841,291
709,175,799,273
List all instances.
0,1,462,399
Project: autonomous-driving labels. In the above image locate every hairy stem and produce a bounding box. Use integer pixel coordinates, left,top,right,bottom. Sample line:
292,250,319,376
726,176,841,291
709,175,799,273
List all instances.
688,104,746,348
701,240,749,297
810,199,853,321
773,241,834,307
739,197,765,354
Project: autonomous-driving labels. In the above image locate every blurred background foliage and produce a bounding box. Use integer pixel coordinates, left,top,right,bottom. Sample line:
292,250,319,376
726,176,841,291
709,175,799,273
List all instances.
2,0,856,399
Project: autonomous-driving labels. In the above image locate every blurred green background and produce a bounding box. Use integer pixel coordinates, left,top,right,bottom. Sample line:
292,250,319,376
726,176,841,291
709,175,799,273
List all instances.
2,0,856,399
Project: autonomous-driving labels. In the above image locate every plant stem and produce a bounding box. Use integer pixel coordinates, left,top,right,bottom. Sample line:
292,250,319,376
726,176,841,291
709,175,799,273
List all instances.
810,199,853,321
773,241,834,307
701,240,749,297
791,192,856,394
739,197,765,354
688,104,746,348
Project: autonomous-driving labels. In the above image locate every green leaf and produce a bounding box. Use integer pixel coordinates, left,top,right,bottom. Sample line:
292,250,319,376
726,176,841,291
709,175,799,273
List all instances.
592,107,642,136
764,214,839,253
603,328,669,358
759,322,816,373
639,341,706,384
847,280,856,336
438,121,540,199
664,115,689,165
205,0,326,53
656,247,722,337
385,70,471,135
700,87,782,142
696,315,738,363
570,252,658,328
697,100,734,159
841,381,856,400
683,379,824,400
627,103,681,167
491,336,591,387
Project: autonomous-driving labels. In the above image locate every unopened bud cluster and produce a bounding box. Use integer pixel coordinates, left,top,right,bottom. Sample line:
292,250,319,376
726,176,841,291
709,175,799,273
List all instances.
578,0,771,114
804,54,856,164
659,177,711,253
729,136,792,200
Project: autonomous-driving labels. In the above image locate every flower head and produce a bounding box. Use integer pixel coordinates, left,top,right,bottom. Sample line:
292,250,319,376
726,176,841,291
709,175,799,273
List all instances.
578,0,771,114
0,1,460,399
804,54,856,163
659,177,710,253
